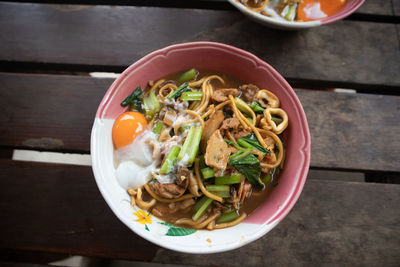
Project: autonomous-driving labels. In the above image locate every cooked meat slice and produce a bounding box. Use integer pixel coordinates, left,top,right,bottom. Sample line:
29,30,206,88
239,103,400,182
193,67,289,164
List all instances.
240,84,259,103
212,88,240,102
168,198,195,212
263,134,275,150
200,110,224,152
220,117,240,130
232,129,251,139
205,130,230,170
150,176,189,199
163,110,177,127
176,167,190,185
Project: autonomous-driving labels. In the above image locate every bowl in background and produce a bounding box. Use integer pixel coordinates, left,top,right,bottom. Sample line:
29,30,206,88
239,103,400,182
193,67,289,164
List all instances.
228,0,365,30
91,42,311,253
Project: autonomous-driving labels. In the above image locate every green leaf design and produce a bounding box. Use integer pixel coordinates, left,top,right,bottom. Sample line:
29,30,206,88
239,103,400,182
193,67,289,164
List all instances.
159,222,197,236
145,224,150,231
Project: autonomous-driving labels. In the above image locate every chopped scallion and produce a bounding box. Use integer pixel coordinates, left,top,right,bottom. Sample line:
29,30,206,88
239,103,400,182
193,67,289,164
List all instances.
152,121,163,135
192,196,213,221
201,167,214,179
159,145,181,174
181,91,202,101
216,210,240,223
178,68,198,82
215,173,245,185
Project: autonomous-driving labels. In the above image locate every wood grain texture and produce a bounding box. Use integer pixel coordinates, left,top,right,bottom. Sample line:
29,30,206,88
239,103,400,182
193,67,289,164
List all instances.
153,179,400,267
0,160,157,261
0,3,399,88
0,159,398,266
1,73,400,171
357,0,394,15
394,0,400,16
297,89,400,172
0,0,393,14
0,73,112,151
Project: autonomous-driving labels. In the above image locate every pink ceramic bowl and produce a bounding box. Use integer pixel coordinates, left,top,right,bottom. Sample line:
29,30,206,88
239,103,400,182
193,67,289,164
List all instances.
228,0,365,29
91,42,311,253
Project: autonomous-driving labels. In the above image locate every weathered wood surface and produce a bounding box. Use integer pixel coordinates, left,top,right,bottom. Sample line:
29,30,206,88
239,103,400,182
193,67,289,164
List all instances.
298,89,400,172
0,263,64,267
394,0,400,16
0,0,395,15
1,73,399,172
357,0,396,15
0,3,399,89
0,159,157,261
0,73,110,152
0,159,398,266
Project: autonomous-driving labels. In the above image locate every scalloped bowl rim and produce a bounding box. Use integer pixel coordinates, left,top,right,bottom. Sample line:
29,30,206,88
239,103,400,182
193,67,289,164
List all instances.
91,41,311,254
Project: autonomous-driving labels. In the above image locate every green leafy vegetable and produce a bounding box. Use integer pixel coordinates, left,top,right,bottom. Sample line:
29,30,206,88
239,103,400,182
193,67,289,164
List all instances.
235,97,251,116
192,196,213,221
249,101,264,114
211,191,230,198
224,139,242,150
238,133,270,155
217,210,240,223
215,173,245,185
271,114,283,125
178,68,198,82
167,82,191,100
282,3,297,21
206,185,230,192
121,86,143,112
152,121,163,135
201,167,214,179
177,126,203,166
229,149,263,188
181,91,202,101
143,90,160,120
159,145,181,174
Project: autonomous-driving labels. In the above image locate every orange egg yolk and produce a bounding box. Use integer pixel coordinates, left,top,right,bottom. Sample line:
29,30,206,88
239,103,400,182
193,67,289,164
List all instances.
112,111,147,149
297,0,347,22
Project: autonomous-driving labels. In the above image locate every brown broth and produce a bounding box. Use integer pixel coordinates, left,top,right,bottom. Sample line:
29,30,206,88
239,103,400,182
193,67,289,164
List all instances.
145,69,282,228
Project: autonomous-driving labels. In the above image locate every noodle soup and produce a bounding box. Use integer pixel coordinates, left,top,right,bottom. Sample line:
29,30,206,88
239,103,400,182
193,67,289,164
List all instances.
237,0,347,22
112,69,288,230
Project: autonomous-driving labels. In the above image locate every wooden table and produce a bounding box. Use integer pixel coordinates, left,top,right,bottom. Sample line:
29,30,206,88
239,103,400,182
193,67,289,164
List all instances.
0,1,399,266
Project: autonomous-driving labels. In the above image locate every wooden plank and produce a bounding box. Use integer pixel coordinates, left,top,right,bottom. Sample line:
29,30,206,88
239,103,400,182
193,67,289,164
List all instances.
357,0,394,15
1,73,400,172
0,3,399,88
394,0,400,16
0,159,398,266
0,262,66,267
0,159,157,261
153,179,400,267
0,73,112,152
297,89,400,172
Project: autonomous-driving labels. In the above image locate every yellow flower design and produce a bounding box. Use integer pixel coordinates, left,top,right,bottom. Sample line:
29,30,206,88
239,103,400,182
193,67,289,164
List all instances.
133,209,152,225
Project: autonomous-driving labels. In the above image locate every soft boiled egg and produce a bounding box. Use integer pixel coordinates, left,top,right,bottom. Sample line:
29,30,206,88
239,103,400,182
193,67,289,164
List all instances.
112,111,160,190
112,111,147,149
297,0,347,21
115,161,154,189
